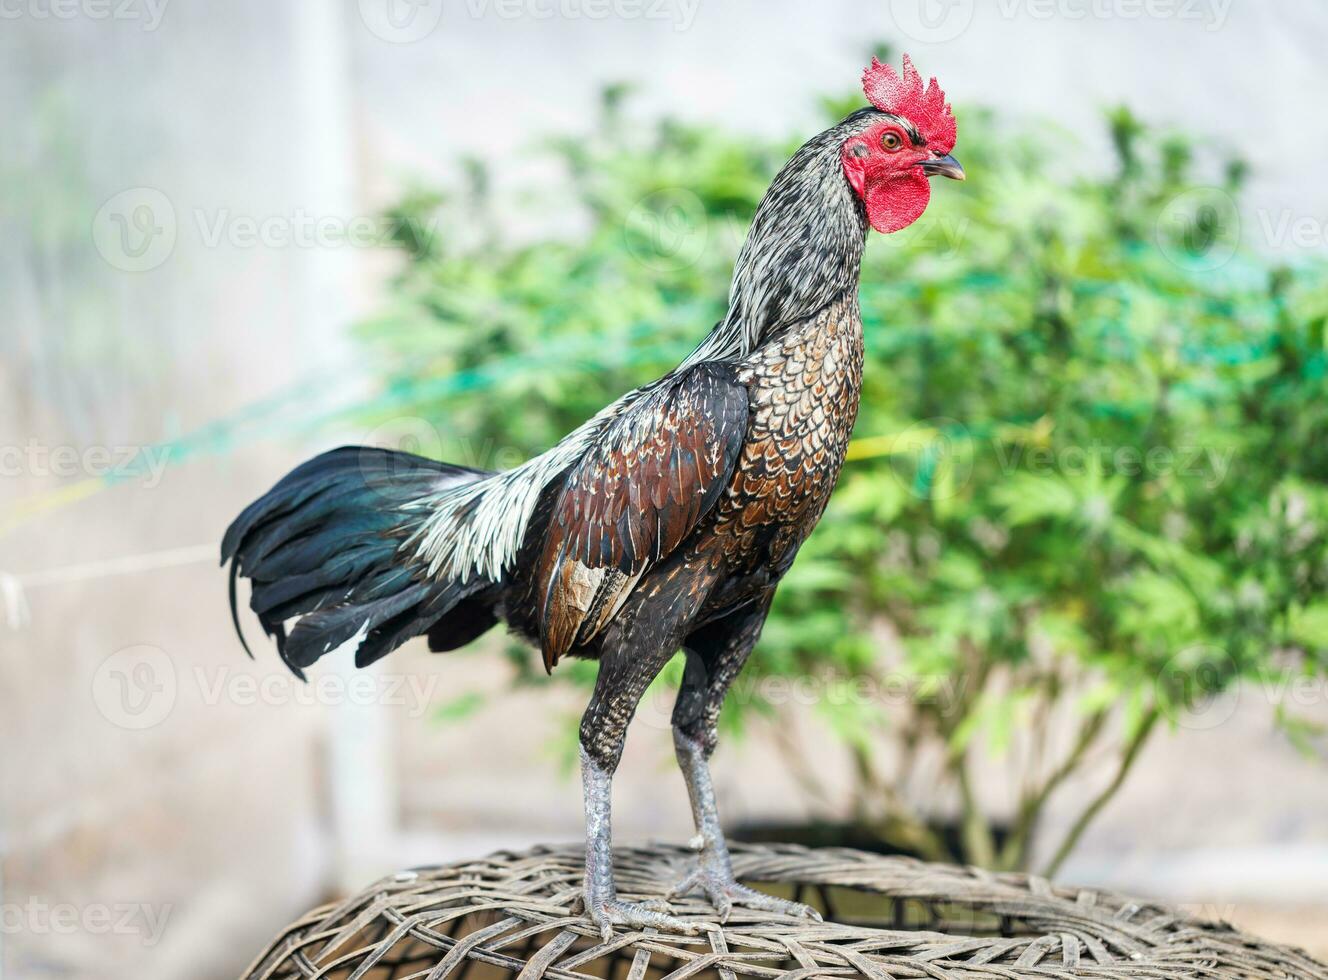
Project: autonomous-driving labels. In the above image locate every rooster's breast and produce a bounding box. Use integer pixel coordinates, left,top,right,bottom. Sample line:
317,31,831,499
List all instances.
697,293,865,580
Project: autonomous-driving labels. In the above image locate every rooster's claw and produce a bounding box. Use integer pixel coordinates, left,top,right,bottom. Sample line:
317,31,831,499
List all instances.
587,898,706,942
670,865,821,923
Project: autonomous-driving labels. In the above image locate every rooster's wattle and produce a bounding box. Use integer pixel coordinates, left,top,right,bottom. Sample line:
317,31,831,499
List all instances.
222,55,962,937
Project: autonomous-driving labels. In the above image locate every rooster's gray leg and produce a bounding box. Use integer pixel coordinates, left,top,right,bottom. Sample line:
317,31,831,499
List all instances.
579,636,704,941
669,638,822,922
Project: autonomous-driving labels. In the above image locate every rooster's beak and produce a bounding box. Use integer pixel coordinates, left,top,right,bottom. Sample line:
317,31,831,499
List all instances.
921,154,965,181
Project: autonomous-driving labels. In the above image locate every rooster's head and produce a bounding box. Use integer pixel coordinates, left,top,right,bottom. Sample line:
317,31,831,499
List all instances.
841,54,963,234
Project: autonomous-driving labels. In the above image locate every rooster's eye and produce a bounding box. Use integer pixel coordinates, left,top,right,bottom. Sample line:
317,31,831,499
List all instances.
881,131,903,152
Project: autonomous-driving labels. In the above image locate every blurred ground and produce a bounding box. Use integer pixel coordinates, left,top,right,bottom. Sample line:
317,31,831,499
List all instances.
1227,906,1328,959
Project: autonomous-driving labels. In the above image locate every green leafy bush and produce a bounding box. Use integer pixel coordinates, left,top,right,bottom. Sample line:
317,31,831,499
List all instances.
358,73,1328,873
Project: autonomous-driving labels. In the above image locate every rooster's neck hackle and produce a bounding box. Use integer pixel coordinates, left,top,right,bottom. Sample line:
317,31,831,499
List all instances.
684,110,879,366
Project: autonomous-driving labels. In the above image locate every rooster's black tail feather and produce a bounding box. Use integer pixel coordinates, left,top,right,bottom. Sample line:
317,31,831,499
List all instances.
221,446,495,678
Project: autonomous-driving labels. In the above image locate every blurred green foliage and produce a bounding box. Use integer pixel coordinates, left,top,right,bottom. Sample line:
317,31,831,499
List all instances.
359,75,1328,873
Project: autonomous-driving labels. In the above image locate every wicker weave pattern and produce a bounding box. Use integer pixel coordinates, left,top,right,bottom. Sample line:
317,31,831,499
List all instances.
242,843,1327,980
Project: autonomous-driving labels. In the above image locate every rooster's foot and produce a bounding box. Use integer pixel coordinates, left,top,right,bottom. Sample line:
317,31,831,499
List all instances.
586,898,709,943
669,863,822,923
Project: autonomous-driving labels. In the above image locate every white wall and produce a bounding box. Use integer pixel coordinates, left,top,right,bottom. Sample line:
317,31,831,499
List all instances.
351,0,1328,254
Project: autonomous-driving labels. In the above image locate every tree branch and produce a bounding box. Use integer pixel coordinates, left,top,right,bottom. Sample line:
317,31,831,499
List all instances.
953,750,996,868
1041,708,1160,878
998,707,1108,870
771,716,834,818
850,741,954,864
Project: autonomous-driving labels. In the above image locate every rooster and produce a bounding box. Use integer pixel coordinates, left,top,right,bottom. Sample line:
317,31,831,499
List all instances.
223,56,962,938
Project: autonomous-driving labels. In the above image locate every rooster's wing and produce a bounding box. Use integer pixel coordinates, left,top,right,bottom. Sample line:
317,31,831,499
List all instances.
536,360,749,668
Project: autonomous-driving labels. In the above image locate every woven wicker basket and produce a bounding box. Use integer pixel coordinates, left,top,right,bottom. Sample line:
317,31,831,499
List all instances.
242,842,1326,980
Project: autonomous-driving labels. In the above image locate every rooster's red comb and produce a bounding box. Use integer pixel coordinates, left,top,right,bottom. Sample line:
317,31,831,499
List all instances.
861,54,956,153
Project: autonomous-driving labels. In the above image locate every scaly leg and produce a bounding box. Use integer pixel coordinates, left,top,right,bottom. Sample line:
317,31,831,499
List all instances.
668,605,822,922
580,745,699,940
578,611,704,941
